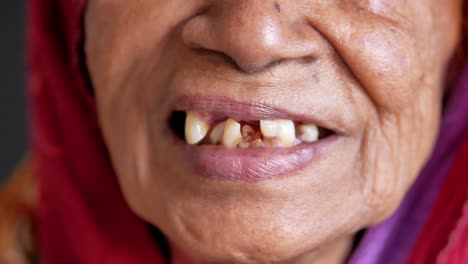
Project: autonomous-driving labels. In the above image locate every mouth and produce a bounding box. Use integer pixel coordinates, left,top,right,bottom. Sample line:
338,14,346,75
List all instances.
167,95,343,182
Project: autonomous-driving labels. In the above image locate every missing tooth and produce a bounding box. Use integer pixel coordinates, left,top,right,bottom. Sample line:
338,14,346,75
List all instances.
168,111,186,140
318,127,333,140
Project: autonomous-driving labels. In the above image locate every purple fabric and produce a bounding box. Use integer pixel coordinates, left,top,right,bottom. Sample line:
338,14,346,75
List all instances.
349,67,468,264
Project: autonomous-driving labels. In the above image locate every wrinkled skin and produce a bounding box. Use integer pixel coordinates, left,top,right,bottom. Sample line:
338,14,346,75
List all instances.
85,1,461,263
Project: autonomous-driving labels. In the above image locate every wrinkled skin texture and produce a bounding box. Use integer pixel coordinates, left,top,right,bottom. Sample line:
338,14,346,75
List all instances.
85,1,461,263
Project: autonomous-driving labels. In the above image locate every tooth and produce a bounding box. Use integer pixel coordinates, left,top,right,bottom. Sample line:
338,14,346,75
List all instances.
298,124,319,143
263,137,277,147
242,125,255,138
278,121,296,147
238,125,260,148
185,111,210,145
251,138,263,148
260,120,279,138
260,119,296,147
222,118,242,148
209,121,226,144
239,141,250,149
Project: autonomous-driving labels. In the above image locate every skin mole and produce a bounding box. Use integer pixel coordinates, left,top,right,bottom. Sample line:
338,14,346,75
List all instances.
274,2,281,13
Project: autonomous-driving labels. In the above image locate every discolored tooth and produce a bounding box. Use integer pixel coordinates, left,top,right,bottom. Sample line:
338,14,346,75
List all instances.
239,125,260,148
242,125,255,138
209,121,226,144
222,118,242,148
185,111,210,145
251,138,263,148
239,141,250,149
260,119,296,147
298,124,319,143
262,137,277,147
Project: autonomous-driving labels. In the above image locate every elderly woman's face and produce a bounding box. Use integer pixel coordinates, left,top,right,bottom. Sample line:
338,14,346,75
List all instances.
85,1,460,263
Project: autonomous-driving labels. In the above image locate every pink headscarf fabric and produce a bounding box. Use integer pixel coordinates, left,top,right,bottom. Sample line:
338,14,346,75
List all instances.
29,0,467,263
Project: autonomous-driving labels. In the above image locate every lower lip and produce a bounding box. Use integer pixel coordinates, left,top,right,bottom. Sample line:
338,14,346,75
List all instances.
173,135,342,182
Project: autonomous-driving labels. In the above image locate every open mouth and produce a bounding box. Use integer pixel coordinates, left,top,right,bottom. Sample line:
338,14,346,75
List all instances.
166,96,341,182
168,111,334,148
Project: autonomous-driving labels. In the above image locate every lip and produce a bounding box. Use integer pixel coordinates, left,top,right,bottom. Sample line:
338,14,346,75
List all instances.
167,95,345,182
173,134,342,182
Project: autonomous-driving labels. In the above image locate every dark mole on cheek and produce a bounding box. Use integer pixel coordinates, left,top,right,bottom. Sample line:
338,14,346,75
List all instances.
312,74,319,83
274,2,281,13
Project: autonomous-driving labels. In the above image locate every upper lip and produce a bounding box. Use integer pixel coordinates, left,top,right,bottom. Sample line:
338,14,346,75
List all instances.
170,94,347,135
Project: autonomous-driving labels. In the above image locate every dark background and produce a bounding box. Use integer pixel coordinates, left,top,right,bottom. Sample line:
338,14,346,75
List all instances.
0,1,27,182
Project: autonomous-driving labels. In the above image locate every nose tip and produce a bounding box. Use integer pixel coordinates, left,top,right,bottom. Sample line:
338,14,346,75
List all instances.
182,2,319,73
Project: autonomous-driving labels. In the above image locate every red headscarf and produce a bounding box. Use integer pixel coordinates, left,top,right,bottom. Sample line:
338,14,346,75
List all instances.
29,0,165,262
29,0,467,263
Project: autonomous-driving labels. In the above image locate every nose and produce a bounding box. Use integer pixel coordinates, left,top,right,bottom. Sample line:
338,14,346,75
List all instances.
182,1,320,73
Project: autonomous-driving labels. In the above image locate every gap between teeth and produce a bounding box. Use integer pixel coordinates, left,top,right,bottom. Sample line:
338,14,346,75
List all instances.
184,111,320,148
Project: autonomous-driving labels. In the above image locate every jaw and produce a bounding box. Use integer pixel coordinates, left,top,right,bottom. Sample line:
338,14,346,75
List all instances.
118,119,368,264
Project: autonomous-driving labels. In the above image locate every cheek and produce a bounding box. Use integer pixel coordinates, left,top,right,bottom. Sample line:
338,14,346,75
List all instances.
339,25,437,114
353,32,414,105
97,98,171,230
312,4,448,221
352,44,442,223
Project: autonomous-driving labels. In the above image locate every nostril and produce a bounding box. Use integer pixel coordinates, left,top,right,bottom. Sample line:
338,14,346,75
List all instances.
193,47,242,72
168,111,187,140
193,47,287,74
